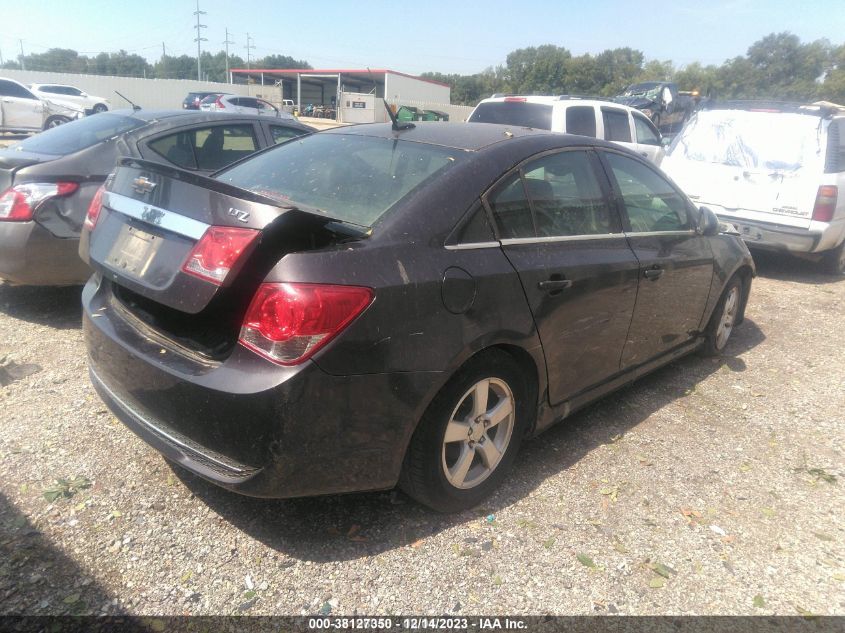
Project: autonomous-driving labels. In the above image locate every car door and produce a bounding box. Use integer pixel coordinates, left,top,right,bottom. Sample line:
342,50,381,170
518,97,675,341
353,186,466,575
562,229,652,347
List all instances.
255,99,279,118
0,79,44,130
485,148,641,404
598,149,714,368
631,111,665,165
598,106,639,156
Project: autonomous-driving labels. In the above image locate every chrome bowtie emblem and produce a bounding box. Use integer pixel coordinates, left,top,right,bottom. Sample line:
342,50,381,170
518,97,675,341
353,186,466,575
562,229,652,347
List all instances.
132,176,157,195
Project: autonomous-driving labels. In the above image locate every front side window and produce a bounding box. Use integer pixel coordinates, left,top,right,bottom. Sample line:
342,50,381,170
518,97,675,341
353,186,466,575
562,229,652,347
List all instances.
602,109,632,143
149,124,259,171
565,106,597,137
605,152,690,232
0,80,36,100
633,113,661,146
217,133,462,227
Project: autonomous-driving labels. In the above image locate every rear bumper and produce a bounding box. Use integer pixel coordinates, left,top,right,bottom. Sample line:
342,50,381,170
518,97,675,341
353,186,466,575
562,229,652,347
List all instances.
83,276,442,498
715,215,823,254
0,221,90,285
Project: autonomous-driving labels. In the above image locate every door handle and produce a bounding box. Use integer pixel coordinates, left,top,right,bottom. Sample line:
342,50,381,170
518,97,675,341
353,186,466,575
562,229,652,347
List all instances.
538,278,573,294
643,267,664,280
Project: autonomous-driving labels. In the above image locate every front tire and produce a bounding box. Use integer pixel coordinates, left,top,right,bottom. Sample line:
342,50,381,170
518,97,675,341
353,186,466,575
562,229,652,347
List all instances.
93,103,108,114
43,115,70,130
701,276,743,356
400,350,532,513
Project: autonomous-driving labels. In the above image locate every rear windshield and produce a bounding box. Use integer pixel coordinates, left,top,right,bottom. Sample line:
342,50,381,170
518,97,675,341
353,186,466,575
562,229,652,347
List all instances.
468,102,553,130
216,133,463,227
668,110,824,172
11,113,145,156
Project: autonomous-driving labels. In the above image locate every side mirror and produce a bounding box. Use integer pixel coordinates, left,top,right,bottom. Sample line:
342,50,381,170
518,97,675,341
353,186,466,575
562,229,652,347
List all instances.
697,206,720,237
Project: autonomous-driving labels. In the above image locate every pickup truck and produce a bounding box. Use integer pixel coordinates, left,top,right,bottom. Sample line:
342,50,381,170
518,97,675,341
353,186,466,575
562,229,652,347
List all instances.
615,82,699,133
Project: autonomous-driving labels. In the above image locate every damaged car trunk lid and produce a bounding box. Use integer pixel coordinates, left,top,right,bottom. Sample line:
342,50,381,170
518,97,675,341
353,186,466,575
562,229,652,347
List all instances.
86,158,366,359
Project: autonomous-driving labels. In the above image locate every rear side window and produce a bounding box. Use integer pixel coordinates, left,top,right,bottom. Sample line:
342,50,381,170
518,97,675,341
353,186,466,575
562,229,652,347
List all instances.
565,106,597,137
468,102,553,130
522,151,613,236
605,152,690,232
633,113,661,146
825,119,845,173
13,113,144,155
149,124,258,171
270,125,305,144
488,174,533,238
602,109,632,143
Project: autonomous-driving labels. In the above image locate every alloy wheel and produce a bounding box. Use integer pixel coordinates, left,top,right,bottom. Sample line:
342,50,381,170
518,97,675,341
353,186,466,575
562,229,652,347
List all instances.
441,378,515,490
715,285,740,350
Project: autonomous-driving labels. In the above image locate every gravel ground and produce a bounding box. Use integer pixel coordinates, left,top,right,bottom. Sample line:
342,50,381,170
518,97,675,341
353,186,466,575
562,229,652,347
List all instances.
0,252,843,617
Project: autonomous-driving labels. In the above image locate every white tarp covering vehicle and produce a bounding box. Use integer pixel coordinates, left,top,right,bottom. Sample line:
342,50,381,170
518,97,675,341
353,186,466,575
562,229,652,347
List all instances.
662,103,845,274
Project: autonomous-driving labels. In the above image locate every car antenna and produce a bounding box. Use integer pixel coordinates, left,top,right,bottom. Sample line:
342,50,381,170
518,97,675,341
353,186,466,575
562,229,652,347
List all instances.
383,99,414,131
114,91,141,111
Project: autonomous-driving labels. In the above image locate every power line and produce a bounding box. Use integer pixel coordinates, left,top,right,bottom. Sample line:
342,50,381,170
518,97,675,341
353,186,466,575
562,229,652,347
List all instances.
223,28,235,83
245,33,255,70
193,0,207,81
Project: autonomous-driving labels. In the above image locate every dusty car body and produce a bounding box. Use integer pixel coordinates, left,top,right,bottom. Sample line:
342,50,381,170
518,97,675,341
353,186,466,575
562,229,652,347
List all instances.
81,122,754,511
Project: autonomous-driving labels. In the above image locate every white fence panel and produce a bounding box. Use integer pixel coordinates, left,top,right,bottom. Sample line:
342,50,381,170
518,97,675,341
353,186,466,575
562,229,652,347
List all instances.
0,70,249,111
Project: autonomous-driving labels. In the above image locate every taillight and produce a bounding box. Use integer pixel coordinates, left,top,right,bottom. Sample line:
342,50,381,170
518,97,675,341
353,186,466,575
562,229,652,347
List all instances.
215,95,225,109
84,184,106,230
812,185,838,222
239,283,373,365
0,182,78,222
181,226,258,285
504,97,527,102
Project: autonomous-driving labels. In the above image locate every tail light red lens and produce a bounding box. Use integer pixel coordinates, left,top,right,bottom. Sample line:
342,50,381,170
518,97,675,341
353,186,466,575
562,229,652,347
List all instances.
239,283,374,365
0,182,78,222
182,226,258,285
811,185,838,222
84,184,106,230
504,97,527,102
215,95,225,109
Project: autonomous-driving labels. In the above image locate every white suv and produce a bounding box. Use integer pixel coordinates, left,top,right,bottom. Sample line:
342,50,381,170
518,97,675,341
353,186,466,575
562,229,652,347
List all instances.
662,103,845,274
29,83,109,114
468,95,666,165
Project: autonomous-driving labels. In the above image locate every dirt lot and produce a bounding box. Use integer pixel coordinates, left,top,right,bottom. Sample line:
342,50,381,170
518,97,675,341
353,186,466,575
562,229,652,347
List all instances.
0,252,843,617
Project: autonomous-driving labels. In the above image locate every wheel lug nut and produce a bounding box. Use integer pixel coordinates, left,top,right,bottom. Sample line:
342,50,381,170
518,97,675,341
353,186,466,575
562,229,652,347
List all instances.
468,440,475,447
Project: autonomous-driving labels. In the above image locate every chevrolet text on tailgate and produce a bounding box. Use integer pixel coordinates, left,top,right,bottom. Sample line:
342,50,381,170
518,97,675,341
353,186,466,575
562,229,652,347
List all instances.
81,122,754,512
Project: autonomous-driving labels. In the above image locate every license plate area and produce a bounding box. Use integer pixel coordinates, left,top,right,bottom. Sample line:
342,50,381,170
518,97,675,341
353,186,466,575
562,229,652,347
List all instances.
106,224,163,279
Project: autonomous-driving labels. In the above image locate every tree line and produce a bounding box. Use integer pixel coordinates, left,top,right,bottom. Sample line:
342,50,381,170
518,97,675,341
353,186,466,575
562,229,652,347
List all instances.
422,33,845,105
1,48,310,82
3,32,844,104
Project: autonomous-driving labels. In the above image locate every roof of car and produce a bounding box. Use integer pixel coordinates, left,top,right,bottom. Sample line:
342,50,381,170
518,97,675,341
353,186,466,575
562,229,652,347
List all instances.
104,108,306,125
323,121,588,151
477,95,636,111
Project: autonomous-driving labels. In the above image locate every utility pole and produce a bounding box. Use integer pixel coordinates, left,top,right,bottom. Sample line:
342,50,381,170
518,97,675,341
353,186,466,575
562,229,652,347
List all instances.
245,33,255,70
223,28,235,83
161,42,166,78
193,0,207,81
19,39,25,71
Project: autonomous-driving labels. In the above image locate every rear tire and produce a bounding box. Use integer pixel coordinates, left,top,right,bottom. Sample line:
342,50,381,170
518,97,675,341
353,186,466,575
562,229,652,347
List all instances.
400,350,532,513
700,276,743,357
822,240,845,276
43,115,70,130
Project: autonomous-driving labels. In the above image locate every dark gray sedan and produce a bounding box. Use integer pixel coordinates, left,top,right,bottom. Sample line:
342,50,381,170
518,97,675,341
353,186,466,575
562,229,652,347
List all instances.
0,109,313,285
81,122,754,512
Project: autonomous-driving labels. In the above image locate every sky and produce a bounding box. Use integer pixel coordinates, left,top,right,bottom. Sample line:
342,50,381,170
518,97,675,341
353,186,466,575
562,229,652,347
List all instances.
1,0,844,76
